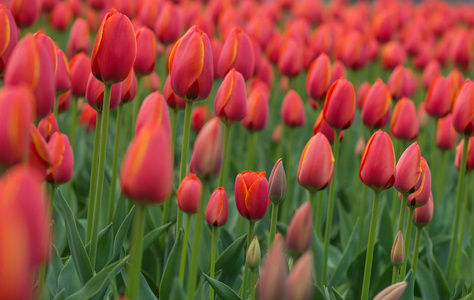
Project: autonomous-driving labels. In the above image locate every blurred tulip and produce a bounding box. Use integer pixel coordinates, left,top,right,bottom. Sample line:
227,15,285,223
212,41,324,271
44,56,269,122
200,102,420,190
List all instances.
448,68,465,92
38,113,58,142
355,136,366,158
387,66,416,100
357,82,371,110
214,69,248,124
258,239,288,300
336,30,368,70
281,90,306,128
425,76,455,118
452,79,474,136
395,142,422,195
286,202,312,253
406,158,431,208
163,75,185,110
235,171,269,221
390,97,419,141
422,59,441,90
218,27,254,80
191,105,210,132
91,9,137,84
143,72,161,92
33,31,58,75
286,252,314,300
135,91,171,136
177,173,202,214
154,2,183,44
242,85,269,131
113,0,137,19
134,27,157,76
66,19,91,57
79,104,97,131
437,115,458,150
246,236,261,269
49,1,73,31
414,192,434,228
360,130,396,191
373,282,408,300
323,79,355,130
211,38,222,79
306,53,331,101
69,52,91,97
85,73,122,111
418,102,430,129
381,42,406,69
272,124,283,144
121,70,137,103
46,132,74,185
268,158,286,204
55,49,71,93
330,60,346,86
9,0,40,27
28,125,53,177
455,138,474,171
136,0,161,29
449,30,470,70
373,11,395,42
205,187,228,227
278,36,303,77
361,79,392,129
0,5,18,76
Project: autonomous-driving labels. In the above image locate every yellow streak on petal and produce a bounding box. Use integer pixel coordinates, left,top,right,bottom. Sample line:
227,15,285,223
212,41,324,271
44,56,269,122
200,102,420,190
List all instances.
129,126,152,177
0,13,10,56
7,97,21,155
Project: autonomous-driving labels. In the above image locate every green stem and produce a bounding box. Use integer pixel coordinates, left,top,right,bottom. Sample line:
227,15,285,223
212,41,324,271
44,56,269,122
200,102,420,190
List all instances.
360,191,380,300
455,171,471,271
85,110,103,243
392,267,398,284
245,131,258,170
218,123,232,188
268,203,280,249
107,104,123,223
322,130,340,286
315,192,324,238
430,119,438,167
274,125,286,162
69,96,78,150
358,185,368,251
250,269,256,300
177,101,194,234
281,127,295,223
412,227,422,277
397,194,408,233
171,108,178,163
399,207,415,281
53,94,59,116
131,76,143,132
126,204,147,300
38,187,55,299
436,150,447,201
210,227,218,300
89,83,112,268
179,214,192,284
240,221,255,298
446,135,469,279
186,182,208,300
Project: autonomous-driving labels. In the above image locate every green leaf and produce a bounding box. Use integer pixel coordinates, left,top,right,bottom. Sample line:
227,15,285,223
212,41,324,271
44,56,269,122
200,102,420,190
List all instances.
399,270,415,300
203,273,242,300
110,206,135,263
160,229,184,300
331,287,345,300
337,203,353,250
170,278,186,300
416,260,440,300
377,201,394,255
57,258,82,296
53,289,66,300
65,256,128,300
215,234,247,273
311,232,324,286
428,257,451,300
46,245,63,296
330,220,359,287
142,222,172,251
313,285,325,300
57,190,93,284
122,270,159,300
94,223,114,272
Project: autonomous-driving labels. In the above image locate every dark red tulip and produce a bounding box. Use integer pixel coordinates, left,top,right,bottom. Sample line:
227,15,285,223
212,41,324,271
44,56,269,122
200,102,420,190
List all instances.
85,73,122,112
405,158,431,208
414,192,434,228
38,113,58,142
425,76,455,118
394,142,422,195
323,78,356,130
452,79,474,136
69,52,91,97
46,132,74,185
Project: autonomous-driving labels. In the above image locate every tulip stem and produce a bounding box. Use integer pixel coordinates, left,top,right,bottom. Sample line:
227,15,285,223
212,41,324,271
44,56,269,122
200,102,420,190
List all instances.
209,226,218,300
186,182,208,300
250,269,256,300
446,135,469,279
69,96,78,151
240,221,255,298
38,187,55,300
361,191,380,300
89,83,112,269
397,194,408,233
322,130,340,286
269,202,280,249
53,94,59,116
126,204,147,300
131,76,143,132
455,171,471,271
399,207,414,281
281,127,295,223
391,266,399,284
177,101,194,234
245,131,258,169
315,192,324,238
107,103,123,224
179,214,192,284
430,120,438,167
436,150,447,202
218,123,233,188
357,185,368,251
412,227,422,277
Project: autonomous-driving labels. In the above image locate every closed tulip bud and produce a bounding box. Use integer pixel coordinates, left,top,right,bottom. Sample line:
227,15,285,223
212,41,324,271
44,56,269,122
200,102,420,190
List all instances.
357,82,371,110
5,34,55,119
85,73,122,112
286,202,313,254
58,90,72,113
258,239,288,300
268,158,286,204
425,76,455,118
278,36,303,77
355,136,366,158
33,31,58,75
306,53,331,101
437,115,458,150
414,192,434,228
214,69,248,124
163,75,186,110
406,158,431,207
135,91,171,136
360,130,396,191
373,11,394,42
9,0,41,27
112,0,137,19
390,97,419,141
394,142,422,195
286,252,314,300
55,49,72,93
70,52,91,97
79,104,97,131
242,85,269,131
423,59,441,90
38,113,58,142
191,105,210,132
46,132,74,185
91,9,137,84
455,138,474,171
134,27,157,76
323,78,356,130
120,122,173,204
235,171,270,221
387,66,416,100
362,79,392,129
452,79,474,136
391,231,405,268
136,0,160,29
49,2,73,31
190,118,223,180
218,27,254,80
281,89,306,128
211,38,222,79
154,2,183,44
120,70,137,103
66,19,91,58
381,42,406,70
374,281,408,300
177,173,202,214
169,25,213,101
205,187,228,227
28,125,53,177
330,60,347,86
0,86,35,166
0,5,18,76
246,236,261,269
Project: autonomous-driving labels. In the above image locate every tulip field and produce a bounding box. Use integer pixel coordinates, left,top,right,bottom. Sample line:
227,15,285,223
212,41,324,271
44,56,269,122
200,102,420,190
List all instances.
2,0,474,299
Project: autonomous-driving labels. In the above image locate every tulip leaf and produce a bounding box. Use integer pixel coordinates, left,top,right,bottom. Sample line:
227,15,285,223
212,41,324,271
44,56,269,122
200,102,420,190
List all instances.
57,190,94,284
160,229,184,300
170,278,186,300
57,258,82,296
46,245,63,296
370,264,393,299
121,270,159,300
311,232,324,286
215,234,247,273
399,270,415,300
110,206,135,263
429,256,451,299
330,220,359,287
142,222,172,251
203,273,242,300
313,284,325,300
331,286,345,300
377,201,394,255
94,223,114,272
416,260,440,300
65,256,128,300
53,289,65,300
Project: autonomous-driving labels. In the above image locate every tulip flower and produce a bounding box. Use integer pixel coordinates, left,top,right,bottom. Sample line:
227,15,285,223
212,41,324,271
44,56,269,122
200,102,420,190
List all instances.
0,5,18,77
374,282,408,300
205,187,228,227
437,114,458,150
154,2,183,45
455,138,474,171
425,76,455,119
423,59,441,90
9,0,41,27
394,142,422,195
49,2,73,31
66,18,91,57
278,36,303,77
258,238,288,300
134,27,157,77
218,27,255,80
28,124,53,178
452,79,474,136
387,65,416,100
268,158,286,247
361,79,392,129
135,91,171,136
414,192,434,228
390,97,419,141
306,53,331,101
69,53,91,97
177,173,202,215
55,49,72,93
281,90,306,128
286,252,314,300
448,68,464,92
33,31,58,76
38,113,59,142
85,73,122,112
246,236,261,270
235,171,269,221
330,60,347,86
335,30,368,69
191,105,210,132
323,78,356,130
79,104,97,131
214,69,248,124
46,132,74,185
163,75,186,110
381,42,406,69
286,202,313,254
242,86,269,131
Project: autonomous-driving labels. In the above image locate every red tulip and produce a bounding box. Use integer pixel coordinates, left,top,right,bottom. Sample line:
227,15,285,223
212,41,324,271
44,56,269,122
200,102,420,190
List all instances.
169,25,213,101
120,69,137,103
425,76,455,118
49,1,73,31
452,79,474,136
46,132,74,185
390,97,419,141
306,53,331,101
28,124,53,177
66,18,91,58
313,111,344,145
112,0,137,20
422,59,441,90
448,68,465,93
361,78,392,129
163,75,186,110
191,105,210,132
336,30,368,70
205,187,228,227
278,36,303,77
190,118,223,180
211,38,222,79
286,202,313,253
134,26,157,76
79,104,97,131
387,65,416,100
0,5,18,76
91,9,137,84
373,11,395,42
437,114,458,150
143,72,161,92
286,252,314,300
136,0,161,29
9,0,41,27
330,60,347,86
357,82,371,110
135,91,171,136
55,48,72,93
258,238,288,300
218,27,254,80
69,52,91,97
235,171,269,221
58,90,72,114
257,58,274,88
413,192,434,228
242,85,269,131
323,78,356,130
281,89,306,128
154,2,183,44
177,173,202,214
448,30,470,70
381,42,406,69
360,130,396,191
405,157,431,207
455,138,474,171
38,113,58,142
33,31,58,76
214,69,248,124
394,142,422,195
85,73,122,111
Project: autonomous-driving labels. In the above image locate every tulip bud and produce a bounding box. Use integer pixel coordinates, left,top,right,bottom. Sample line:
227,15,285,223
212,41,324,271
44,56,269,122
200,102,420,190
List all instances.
54,49,72,95
69,53,91,97
143,72,161,92
423,59,441,90
120,69,137,103
357,82,371,110
381,42,406,69
448,68,465,92
455,138,474,171
360,130,396,191
134,27,157,77
169,25,213,101
437,114,458,150
298,133,334,192
9,0,41,27
286,252,314,300
177,173,202,215
163,75,186,110
323,78,356,130
0,5,18,77
330,60,347,86
235,171,270,221
191,105,210,132
91,9,137,84
66,19,91,58
136,0,160,29
33,31,58,76
218,27,255,80
391,231,405,268
406,158,431,208
205,187,228,227
388,66,416,100
286,202,313,254
135,91,171,136
214,69,248,124
425,76,455,119
120,122,173,204
313,111,344,145
394,142,422,195
246,236,261,269
281,89,306,128
79,104,97,131
306,53,331,101
242,86,269,131
86,73,123,112
46,132,74,185
390,97,419,141
414,192,434,228
28,124,53,178
258,239,288,300
361,78,392,129
154,2,183,44
268,159,286,204
278,36,303,77
49,2,73,31
374,281,408,300
190,118,223,180
38,113,59,142
452,79,474,136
